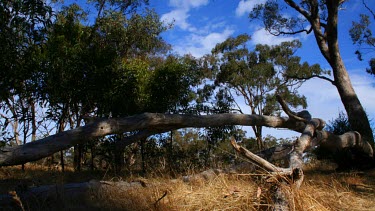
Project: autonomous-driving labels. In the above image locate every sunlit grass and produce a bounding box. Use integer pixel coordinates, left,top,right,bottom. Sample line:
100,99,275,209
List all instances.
1,161,375,210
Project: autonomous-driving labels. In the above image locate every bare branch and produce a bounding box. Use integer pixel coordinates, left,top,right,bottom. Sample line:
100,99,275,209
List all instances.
363,0,375,20
230,138,285,173
270,26,313,36
276,95,309,122
287,74,335,85
284,0,312,21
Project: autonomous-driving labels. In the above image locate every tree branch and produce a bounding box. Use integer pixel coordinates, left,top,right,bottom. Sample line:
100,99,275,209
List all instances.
284,0,312,22
270,26,313,36
363,0,375,20
276,95,310,123
287,74,335,85
230,138,285,173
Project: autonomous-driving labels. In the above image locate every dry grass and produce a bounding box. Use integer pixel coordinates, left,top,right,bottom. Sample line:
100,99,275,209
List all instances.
1,162,375,210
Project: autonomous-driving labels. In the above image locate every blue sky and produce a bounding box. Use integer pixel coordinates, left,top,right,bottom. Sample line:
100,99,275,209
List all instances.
147,0,375,138
60,0,375,138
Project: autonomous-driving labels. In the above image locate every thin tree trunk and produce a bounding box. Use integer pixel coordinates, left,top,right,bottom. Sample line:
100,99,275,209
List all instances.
57,105,68,172
60,150,64,172
140,138,146,176
30,100,37,143
90,144,95,171
253,125,264,150
74,145,82,171
114,145,125,173
7,98,21,146
73,116,82,172
168,131,174,175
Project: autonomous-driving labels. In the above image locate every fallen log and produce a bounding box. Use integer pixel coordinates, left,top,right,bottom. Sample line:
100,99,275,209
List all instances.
0,180,146,210
1,111,372,167
0,113,308,166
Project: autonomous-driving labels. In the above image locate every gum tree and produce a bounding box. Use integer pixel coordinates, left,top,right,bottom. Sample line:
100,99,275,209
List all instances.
210,34,324,149
249,0,375,157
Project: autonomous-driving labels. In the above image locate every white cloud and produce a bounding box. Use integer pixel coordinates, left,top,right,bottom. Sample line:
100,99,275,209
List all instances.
235,0,266,17
174,28,234,57
161,9,192,31
161,0,209,31
350,73,375,116
251,28,296,45
169,0,209,9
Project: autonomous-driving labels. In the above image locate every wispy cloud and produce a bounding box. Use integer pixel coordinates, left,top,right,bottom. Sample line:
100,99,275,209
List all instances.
161,9,192,31
251,28,296,45
161,0,209,31
235,0,266,17
169,0,209,9
161,0,235,57
174,28,234,57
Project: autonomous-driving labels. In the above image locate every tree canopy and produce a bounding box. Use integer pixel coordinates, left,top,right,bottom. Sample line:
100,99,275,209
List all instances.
208,34,327,149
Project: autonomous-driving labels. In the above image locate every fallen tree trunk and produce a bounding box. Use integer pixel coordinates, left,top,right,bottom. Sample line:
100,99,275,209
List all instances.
0,111,373,167
0,180,146,210
0,113,307,166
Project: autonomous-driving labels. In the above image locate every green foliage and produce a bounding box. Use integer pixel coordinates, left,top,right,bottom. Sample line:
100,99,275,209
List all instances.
0,0,206,172
0,0,52,99
211,35,310,117
43,4,89,106
325,111,352,135
249,1,314,36
89,0,149,15
209,34,320,148
368,58,375,75
40,2,175,117
147,55,201,113
350,12,375,75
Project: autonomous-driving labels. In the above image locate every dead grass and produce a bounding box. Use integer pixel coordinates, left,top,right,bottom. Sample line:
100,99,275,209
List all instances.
2,162,375,210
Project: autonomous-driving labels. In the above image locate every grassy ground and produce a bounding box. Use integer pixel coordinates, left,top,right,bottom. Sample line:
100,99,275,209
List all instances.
1,161,375,210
